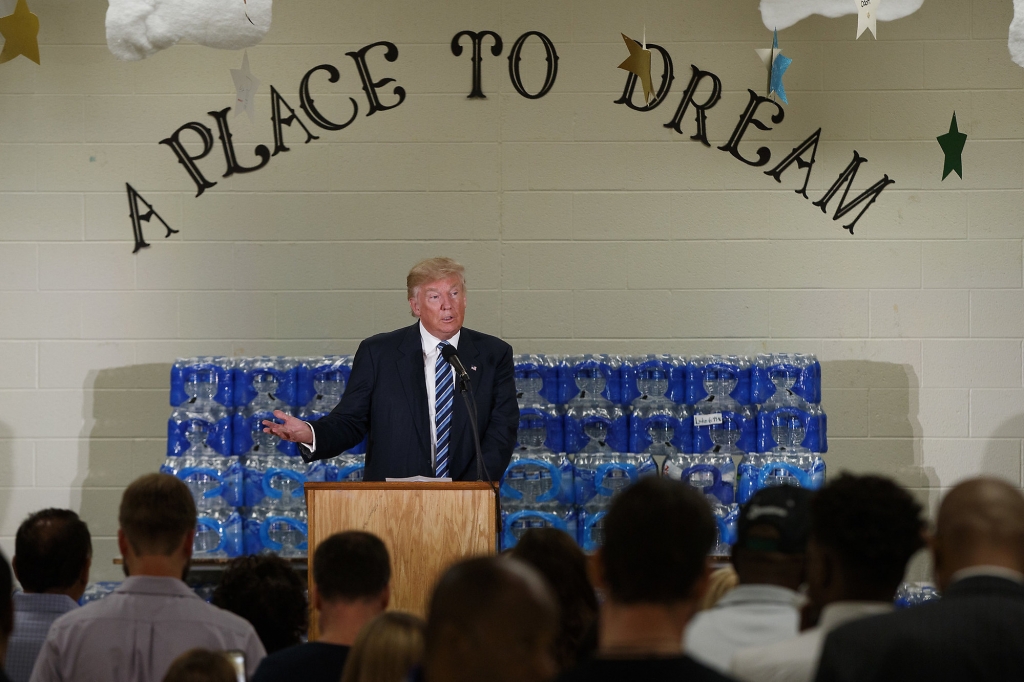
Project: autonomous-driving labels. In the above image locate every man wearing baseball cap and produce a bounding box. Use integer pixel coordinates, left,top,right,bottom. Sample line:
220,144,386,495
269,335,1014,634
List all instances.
685,486,812,673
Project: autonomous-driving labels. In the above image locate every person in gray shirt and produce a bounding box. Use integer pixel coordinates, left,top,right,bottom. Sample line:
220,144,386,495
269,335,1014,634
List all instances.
5,509,91,682
685,486,812,672
29,474,266,682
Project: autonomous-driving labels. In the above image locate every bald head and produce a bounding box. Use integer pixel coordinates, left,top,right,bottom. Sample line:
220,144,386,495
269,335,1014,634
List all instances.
933,478,1024,591
425,556,559,682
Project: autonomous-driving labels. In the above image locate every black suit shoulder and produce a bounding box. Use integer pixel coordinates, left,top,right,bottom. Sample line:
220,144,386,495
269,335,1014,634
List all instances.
460,326,513,352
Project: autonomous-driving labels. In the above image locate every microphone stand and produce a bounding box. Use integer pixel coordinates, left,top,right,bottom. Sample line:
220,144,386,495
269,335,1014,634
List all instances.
457,372,491,484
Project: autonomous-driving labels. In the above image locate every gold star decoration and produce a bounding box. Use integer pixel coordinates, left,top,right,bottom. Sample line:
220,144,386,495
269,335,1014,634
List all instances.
0,0,40,65
617,33,654,104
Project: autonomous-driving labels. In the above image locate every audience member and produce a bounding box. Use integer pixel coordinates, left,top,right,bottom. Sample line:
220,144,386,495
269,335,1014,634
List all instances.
816,477,1024,682
558,477,732,682
699,566,740,611
687,486,811,672
1,552,16,682
212,555,307,654
161,649,238,682
29,474,265,682
730,474,924,682
340,611,425,682
4,510,92,682
252,531,391,682
423,556,559,682
510,528,599,671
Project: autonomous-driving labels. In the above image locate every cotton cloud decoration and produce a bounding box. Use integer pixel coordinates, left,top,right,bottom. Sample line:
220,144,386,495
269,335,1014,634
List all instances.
1010,0,1024,68
759,0,923,31
105,0,271,61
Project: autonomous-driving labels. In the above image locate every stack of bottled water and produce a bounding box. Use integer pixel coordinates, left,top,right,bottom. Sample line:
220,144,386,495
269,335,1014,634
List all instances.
162,356,368,559
501,352,827,555
894,582,940,608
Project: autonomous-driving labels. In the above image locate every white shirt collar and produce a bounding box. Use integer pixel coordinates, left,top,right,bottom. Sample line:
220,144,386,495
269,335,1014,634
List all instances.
817,601,893,633
714,584,804,609
951,565,1024,585
419,320,460,355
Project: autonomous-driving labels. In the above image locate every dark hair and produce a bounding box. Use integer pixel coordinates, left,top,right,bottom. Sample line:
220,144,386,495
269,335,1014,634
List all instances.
162,648,237,682
810,474,925,592
601,477,716,604
14,509,92,593
119,474,197,556
510,529,598,670
314,531,391,602
1,551,13,640
212,555,308,654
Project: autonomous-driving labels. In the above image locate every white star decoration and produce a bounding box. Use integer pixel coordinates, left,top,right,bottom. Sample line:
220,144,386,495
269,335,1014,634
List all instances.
857,0,879,39
230,50,261,123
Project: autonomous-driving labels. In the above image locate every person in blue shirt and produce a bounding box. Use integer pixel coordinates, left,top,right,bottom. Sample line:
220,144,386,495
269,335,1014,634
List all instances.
4,510,91,682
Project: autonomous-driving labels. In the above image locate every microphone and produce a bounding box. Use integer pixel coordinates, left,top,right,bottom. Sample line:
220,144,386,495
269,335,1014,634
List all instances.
441,344,470,385
439,343,490,483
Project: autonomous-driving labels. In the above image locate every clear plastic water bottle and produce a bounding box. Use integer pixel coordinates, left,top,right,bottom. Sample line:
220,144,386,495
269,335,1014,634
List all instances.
502,412,573,505
78,582,122,606
168,368,232,456
500,502,578,551
325,452,366,482
298,359,346,421
244,503,309,557
235,371,296,456
564,356,628,453
573,452,655,551
192,505,243,558
172,420,243,508
711,502,740,555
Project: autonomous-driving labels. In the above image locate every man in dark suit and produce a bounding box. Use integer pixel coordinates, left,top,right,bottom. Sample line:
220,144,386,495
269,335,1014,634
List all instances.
263,257,519,481
814,477,1024,682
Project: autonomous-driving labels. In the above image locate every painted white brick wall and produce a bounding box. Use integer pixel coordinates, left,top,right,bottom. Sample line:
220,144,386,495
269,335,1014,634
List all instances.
0,0,1021,579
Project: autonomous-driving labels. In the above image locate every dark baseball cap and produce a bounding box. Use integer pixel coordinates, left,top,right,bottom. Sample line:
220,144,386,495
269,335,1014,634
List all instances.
736,485,813,554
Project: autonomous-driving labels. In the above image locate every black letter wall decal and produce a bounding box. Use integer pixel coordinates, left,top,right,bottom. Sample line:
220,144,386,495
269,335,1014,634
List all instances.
270,85,319,156
208,108,271,177
812,151,895,234
159,122,218,197
717,89,785,167
451,30,503,98
663,65,722,146
507,31,559,99
346,41,407,115
614,41,674,111
299,64,359,131
126,183,177,253
765,128,821,199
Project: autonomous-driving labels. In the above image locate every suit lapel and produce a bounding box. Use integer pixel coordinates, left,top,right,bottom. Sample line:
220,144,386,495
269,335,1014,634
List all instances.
396,323,430,462
450,330,481,478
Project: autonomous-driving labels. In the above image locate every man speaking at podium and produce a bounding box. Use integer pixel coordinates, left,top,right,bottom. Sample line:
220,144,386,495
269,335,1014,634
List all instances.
263,257,519,481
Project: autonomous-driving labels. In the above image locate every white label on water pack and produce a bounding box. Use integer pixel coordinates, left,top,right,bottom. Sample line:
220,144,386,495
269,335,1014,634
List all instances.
694,413,723,427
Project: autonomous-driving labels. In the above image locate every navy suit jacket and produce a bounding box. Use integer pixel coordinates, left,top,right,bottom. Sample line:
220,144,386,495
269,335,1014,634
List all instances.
301,323,519,481
815,576,1024,682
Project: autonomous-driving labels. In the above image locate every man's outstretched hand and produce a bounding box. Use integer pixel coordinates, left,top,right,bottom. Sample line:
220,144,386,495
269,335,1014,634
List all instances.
262,410,314,445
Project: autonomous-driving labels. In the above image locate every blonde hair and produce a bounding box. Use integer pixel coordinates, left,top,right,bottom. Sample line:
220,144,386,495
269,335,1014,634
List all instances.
339,611,426,682
699,565,739,611
406,257,466,300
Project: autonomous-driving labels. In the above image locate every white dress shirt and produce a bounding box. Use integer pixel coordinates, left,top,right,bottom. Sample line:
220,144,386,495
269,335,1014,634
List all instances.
729,601,893,682
685,584,803,673
302,322,460,469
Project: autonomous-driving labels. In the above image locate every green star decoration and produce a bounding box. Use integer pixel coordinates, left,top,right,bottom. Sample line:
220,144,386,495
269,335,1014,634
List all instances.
936,112,967,181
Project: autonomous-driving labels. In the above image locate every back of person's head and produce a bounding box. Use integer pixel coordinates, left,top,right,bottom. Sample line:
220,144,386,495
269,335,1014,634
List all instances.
732,486,812,590
340,611,425,682
509,528,598,671
809,474,925,601
14,508,92,597
314,531,391,603
933,477,1024,590
212,554,307,654
161,648,237,682
425,556,558,682
119,474,197,556
601,477,716,605
1,551,13,657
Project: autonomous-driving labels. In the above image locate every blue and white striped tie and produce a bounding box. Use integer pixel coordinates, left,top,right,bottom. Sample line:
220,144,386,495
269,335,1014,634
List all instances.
434,341,454,478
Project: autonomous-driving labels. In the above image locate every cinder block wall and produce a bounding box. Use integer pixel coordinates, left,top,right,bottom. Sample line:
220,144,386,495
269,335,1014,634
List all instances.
0,0,1021,579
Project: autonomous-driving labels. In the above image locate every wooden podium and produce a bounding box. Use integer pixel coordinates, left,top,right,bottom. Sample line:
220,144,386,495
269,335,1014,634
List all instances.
304,481,499,631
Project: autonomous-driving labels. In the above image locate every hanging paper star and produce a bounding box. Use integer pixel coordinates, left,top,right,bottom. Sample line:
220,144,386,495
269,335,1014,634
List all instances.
858,0,879,39
0,0,40,65
936,112,967,180
231,50,261,123
617,33,655,104
755,30,792,105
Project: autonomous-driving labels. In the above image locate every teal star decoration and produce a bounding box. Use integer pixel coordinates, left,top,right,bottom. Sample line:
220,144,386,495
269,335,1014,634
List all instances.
936,112,967,180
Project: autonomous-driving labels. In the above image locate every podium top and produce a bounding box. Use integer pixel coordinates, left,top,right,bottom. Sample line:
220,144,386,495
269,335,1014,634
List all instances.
305,481,497,492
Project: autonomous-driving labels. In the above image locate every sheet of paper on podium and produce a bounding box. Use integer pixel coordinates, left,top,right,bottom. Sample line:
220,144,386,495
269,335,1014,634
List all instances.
385,476,452,482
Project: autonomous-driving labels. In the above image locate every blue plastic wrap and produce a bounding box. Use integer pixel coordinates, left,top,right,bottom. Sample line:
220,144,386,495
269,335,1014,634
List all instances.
686,355,753,405
170,357,235,408
751,353,821,405
622,354,688,405
501,504,578,551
